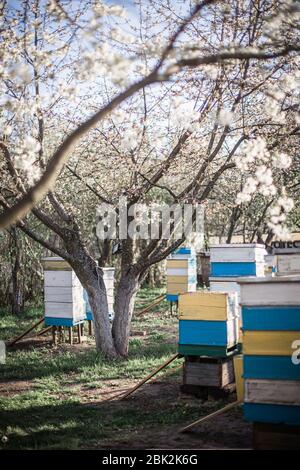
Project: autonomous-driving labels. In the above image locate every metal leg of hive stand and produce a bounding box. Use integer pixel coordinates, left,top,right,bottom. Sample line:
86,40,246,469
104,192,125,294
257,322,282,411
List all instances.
88,320,93,336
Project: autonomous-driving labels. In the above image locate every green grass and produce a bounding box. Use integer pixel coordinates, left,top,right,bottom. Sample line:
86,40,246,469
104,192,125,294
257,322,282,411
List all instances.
0,287,205,449
0,287,242,450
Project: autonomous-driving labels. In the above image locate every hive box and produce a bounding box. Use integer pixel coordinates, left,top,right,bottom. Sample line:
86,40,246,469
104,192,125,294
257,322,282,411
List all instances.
84,267,115,321
277,253,300,276
210,244,266,277
245,379,300,405
178,291,238,321
239,275,300,427
179,318,239,348
43,257,85,327
166,247,197,301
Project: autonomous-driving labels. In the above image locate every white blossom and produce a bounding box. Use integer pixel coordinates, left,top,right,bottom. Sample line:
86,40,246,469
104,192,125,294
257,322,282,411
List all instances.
272,151,292,170
218,109,234,126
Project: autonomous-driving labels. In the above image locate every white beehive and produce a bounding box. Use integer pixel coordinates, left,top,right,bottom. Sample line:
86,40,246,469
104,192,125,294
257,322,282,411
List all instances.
85,267,115,321
43,257,85,327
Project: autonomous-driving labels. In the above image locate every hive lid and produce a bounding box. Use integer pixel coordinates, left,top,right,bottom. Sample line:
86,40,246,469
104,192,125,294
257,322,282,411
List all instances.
237,275,300,284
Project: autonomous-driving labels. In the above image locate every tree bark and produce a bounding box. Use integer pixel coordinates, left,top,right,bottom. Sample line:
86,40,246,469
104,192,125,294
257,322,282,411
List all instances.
10,228,23,315
112,272,140,357
83,273,118,359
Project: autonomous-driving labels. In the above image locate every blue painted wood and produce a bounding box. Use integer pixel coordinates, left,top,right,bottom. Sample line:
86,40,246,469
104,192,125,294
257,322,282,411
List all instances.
86,311,93,321
243,355,300,380
242,306,300,331
174,247,194,255
167,294,178,301
179,319,229,346
243,403,300,426
44,317,85,327
210,262,257,277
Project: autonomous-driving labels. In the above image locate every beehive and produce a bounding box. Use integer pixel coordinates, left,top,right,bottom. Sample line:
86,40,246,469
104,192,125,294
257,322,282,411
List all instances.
166,247,197,301
84,267,115,321
178,291,239,356
276,253,300,276
43,257,85,327
210,243,266,277
239,276,300,426
209,244,267,345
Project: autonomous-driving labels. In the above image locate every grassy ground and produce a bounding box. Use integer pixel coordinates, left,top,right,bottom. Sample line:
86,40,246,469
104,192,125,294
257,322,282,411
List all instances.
0,288,251,450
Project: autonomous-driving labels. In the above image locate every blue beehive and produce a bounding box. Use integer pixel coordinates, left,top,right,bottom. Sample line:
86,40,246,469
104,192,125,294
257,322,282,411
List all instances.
239,276,300,426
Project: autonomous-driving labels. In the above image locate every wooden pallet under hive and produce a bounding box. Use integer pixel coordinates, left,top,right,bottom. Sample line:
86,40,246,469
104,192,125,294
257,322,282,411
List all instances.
181,356,236,399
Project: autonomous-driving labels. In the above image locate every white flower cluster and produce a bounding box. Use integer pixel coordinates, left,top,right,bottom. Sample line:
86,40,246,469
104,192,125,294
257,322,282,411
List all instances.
217,108,234,127
267,195,294,240
264,92,285,124
171,97,200,131
272,151,292,170
121,127,141,151
13,136,41,185
235,137,269,172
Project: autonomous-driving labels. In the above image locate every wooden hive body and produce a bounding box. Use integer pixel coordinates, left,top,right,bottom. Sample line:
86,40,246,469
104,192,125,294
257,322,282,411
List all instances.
238,275,300,427
166,247,197,301
43,257,85,327
210,244,266,278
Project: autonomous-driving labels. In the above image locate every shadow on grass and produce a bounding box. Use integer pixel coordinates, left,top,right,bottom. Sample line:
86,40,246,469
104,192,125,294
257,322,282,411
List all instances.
2,339,178,382
0,394,201,450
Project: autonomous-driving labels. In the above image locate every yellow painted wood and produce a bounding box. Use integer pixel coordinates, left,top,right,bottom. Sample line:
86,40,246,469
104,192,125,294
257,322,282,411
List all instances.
167,276,189,284
43,260,72,270
179,305,228,321
179,292,228,308
233,355,244,401
178,292,236,320
167,284,189,294
243,331,300,356
166,259,189,268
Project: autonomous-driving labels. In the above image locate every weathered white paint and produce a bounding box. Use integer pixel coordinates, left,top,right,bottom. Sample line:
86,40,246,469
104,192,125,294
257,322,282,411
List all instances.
245,379,300,405
277,253,300,275
210,244,267,263
239,276,300,305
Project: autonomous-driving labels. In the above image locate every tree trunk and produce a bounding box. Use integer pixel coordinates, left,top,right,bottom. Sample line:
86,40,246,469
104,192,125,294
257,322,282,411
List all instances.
64,236,118,359
10,228,23,315
84,275,118,359
112,272,140,357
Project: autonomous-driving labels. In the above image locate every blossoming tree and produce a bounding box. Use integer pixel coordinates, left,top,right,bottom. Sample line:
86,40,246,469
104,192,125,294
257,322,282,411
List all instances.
1,0,300,358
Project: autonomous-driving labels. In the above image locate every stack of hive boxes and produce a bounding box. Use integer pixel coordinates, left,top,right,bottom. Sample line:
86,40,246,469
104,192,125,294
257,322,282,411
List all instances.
209,244,267,344
43,257,86,327
239,276,300,431
166,247,197,302
84,267,115,321
178,291,239,357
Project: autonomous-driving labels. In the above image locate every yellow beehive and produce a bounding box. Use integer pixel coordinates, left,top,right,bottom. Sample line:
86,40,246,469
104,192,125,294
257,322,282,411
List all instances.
167,283,191,294
243,330,300,356
166,259,191,269
178,291,238,321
